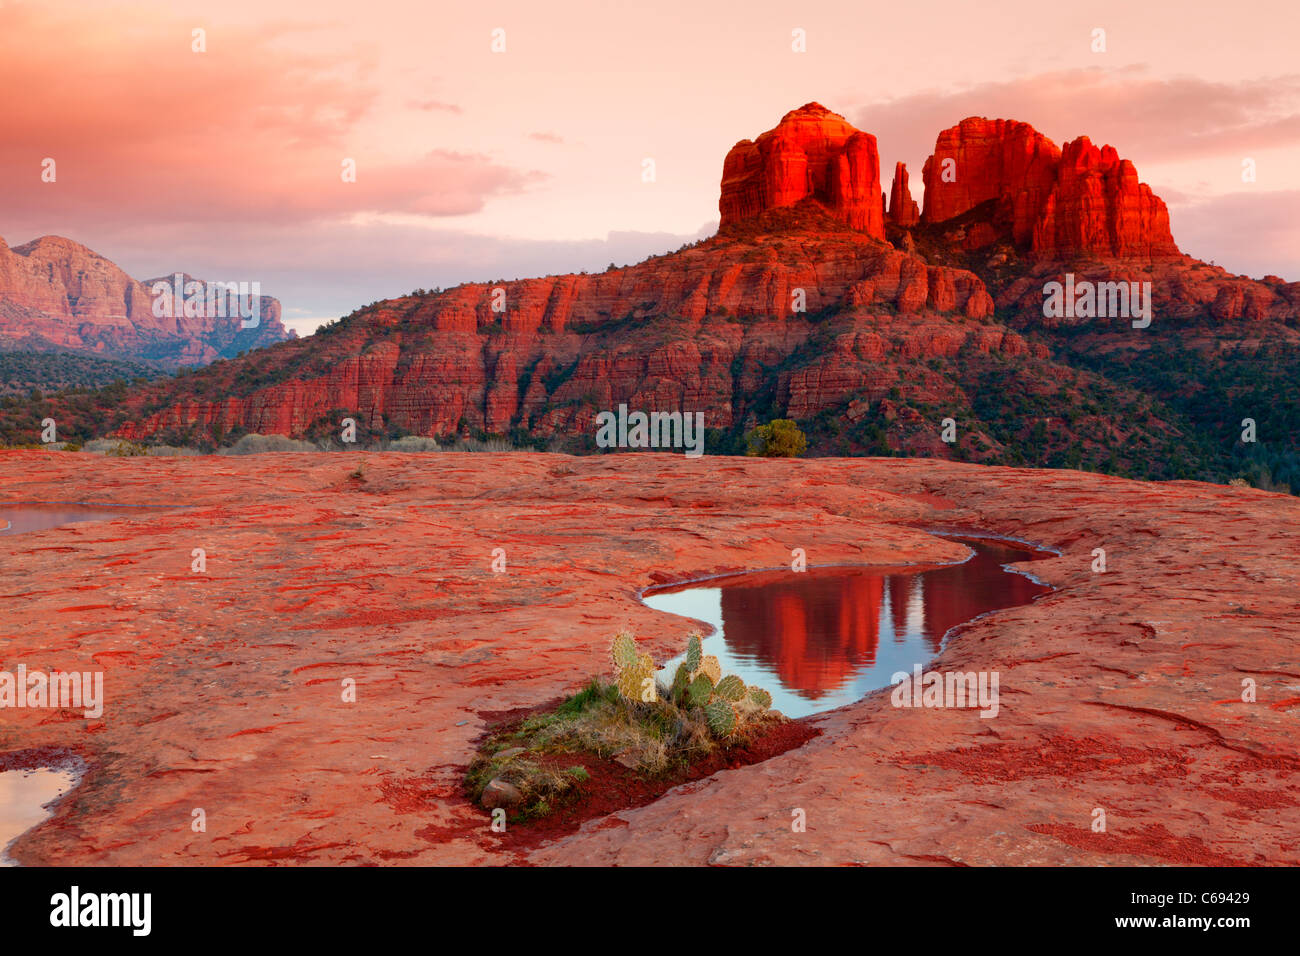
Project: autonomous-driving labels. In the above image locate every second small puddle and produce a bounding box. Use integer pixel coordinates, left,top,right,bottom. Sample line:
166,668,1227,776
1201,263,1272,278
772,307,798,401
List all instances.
0,503,133,535
642,536,1051,718
0,767,78,865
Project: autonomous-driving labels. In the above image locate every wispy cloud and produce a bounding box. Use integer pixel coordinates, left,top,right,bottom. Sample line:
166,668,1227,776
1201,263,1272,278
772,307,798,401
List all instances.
409,99,464,114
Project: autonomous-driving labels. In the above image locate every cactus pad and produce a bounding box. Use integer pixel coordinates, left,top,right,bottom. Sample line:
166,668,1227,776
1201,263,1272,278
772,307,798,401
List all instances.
699,655,722,685
704,699,737,737
748,687,773,709
714,674,746,702
685,633,702,674
688,673,715,707
610,632,639,672
617,655,655,702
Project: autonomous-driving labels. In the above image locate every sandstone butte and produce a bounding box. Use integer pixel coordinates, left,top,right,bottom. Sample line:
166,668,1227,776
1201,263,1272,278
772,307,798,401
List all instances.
88,103,1299,449
921,117,1179,260
719,103,886,237
0,451,1296,866
0,235,292,366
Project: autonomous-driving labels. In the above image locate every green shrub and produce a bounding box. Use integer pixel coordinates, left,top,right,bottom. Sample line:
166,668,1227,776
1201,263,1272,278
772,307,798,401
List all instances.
744,418,808,458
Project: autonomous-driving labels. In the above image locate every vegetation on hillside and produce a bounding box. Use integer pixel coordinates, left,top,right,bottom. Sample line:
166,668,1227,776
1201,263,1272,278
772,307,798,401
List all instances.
0,351,164,397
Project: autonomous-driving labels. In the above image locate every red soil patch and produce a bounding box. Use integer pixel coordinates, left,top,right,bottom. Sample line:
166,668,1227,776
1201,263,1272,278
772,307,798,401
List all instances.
1025,822,1280,867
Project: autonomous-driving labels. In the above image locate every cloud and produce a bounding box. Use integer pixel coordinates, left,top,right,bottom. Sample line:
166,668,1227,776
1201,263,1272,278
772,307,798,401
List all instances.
409,100,463,114
1168,190,1300,279
528,132,565,144
0,5,537,231
853,66,1300,170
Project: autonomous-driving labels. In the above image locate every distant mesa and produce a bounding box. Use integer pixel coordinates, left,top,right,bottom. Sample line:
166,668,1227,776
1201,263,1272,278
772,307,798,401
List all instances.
0,234,292,367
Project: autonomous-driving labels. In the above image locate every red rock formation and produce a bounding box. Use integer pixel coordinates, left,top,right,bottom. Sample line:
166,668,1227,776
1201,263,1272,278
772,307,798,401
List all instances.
1032,137,1179,260
921,118,1060,246
887,162,920,227
920,117,1179,260
10,103,1296,455
0,235,291,365
719,104,885,238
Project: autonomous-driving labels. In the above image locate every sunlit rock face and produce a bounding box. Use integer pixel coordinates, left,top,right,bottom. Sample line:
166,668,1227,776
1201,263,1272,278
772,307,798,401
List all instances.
719,103,885,238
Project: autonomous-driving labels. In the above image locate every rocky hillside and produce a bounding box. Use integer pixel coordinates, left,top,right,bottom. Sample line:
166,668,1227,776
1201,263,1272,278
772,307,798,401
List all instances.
0,235,292,366
8,104,1299,487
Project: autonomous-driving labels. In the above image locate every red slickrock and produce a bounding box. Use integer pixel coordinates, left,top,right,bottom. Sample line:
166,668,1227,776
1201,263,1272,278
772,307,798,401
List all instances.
920,118,1179,260
2,452,1296,866
719,103,885,237
887,162,920,227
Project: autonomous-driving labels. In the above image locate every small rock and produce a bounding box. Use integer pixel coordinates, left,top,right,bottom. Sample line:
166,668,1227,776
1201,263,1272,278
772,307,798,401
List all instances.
613,751,641,770
480,778,522,810
495,747,526,761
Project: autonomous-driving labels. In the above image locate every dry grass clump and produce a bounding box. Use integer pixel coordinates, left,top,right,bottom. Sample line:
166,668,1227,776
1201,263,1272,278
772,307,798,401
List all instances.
383,435,441,452
221,433,320,454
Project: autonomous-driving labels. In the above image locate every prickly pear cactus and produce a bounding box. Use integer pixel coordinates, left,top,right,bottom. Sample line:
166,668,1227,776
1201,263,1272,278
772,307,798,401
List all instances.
748,687,772,709
610,632,639,673
704,699,737,737
670,662,691,704
699,655,722,685
688,672,715,708
618,655,656,703
685,633,702,674
714,674,746,702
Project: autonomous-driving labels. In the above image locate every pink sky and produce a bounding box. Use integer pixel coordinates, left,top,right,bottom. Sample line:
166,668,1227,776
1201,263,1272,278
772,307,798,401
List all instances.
3,0,1298,333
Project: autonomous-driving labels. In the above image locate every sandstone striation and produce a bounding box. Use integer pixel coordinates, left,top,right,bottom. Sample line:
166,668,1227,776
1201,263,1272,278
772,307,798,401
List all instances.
111,209,1004,443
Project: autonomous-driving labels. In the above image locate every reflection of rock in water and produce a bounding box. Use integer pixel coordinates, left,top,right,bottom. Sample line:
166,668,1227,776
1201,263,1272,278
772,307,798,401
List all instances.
721,573,883,697
715,541,1048,699
917,542,1047,651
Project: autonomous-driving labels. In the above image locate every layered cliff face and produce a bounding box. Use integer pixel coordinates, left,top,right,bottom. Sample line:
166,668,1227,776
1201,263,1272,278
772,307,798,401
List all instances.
0,235,291,366
113,205,1015,443
918,117,1179,260
719,103,885,237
